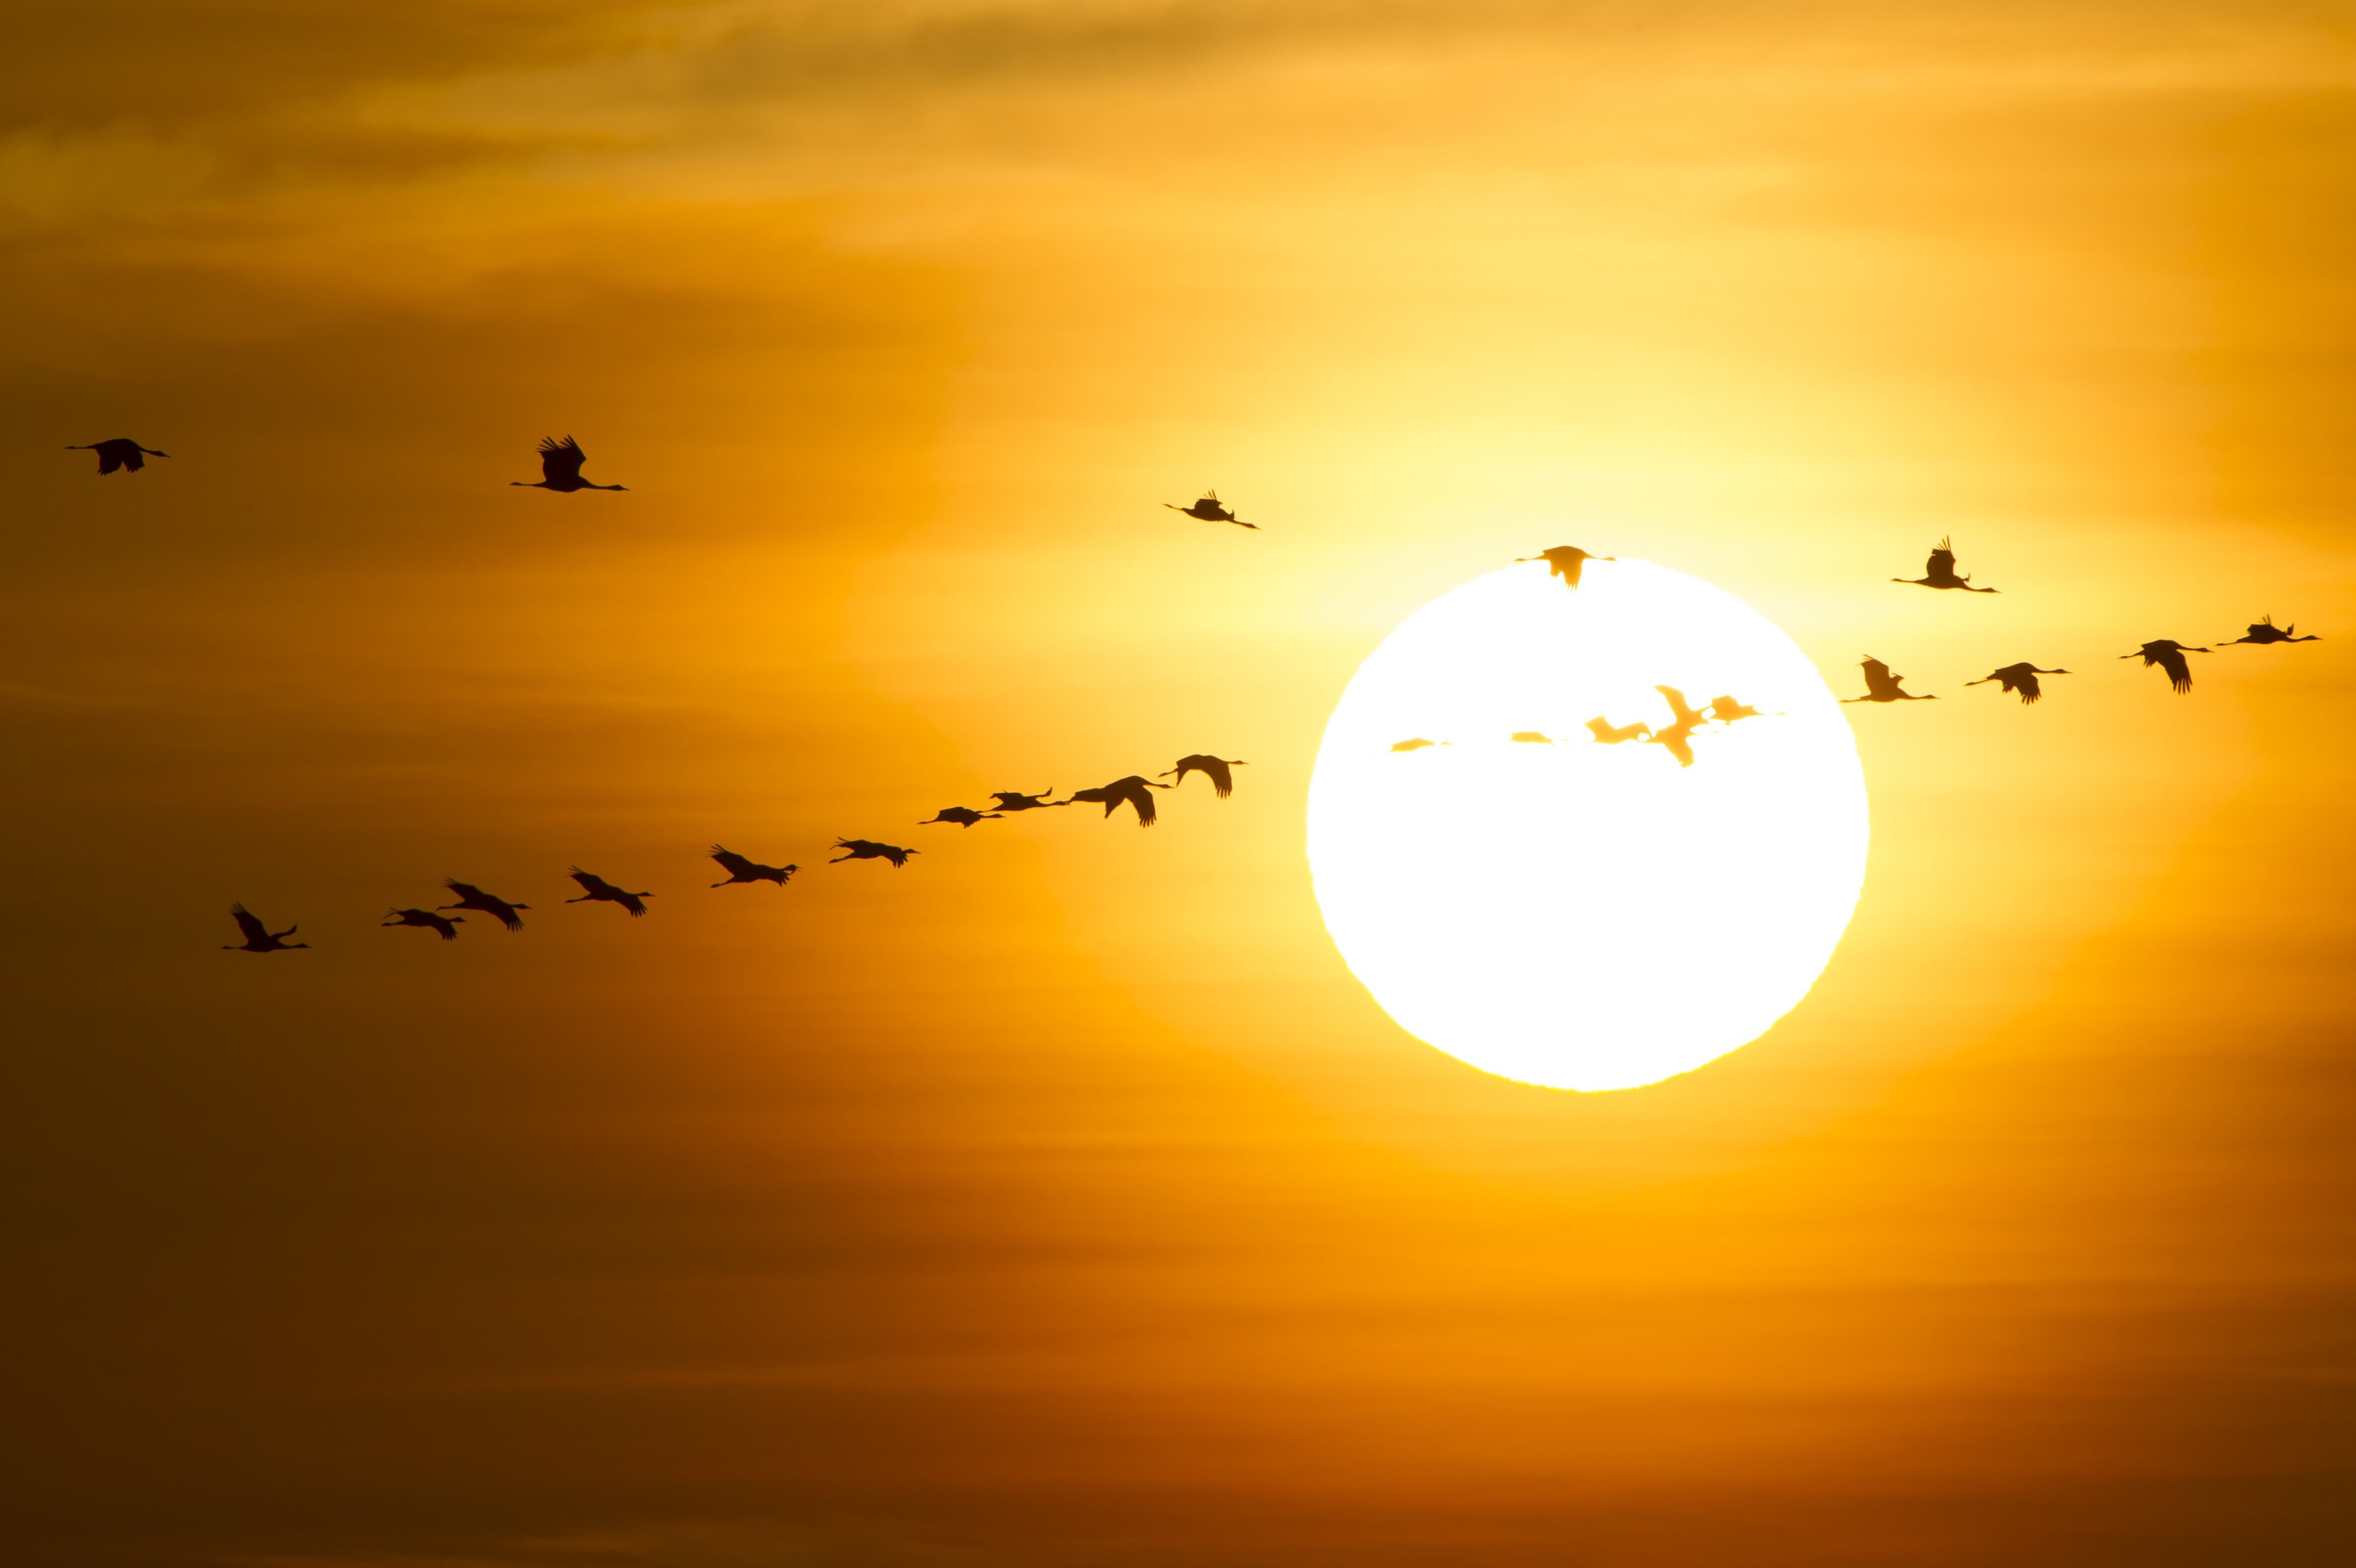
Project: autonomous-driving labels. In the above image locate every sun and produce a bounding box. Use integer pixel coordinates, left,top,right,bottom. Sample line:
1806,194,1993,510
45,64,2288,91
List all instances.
1305,559,1869,1091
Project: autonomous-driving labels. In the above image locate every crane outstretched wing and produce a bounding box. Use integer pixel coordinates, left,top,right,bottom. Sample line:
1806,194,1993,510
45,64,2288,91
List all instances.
539,436,588,485
710,848,757,878
230,904,268,944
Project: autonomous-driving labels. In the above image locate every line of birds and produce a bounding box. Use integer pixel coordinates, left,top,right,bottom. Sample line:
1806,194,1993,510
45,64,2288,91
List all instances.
1389,686,1769,770
64,435,1264,953
1854,537,2314,702
220,758,1248,951
67,441,2318,927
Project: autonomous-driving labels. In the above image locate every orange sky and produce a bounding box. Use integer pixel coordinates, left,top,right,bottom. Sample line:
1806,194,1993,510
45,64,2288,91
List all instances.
7,2,2356,1564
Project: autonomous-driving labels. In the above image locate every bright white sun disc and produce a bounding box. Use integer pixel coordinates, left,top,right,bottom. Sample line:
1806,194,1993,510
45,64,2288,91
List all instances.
1306,560,1868,1091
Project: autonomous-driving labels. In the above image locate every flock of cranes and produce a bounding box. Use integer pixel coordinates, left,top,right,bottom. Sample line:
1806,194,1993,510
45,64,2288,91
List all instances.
1383,534,2317,761
1848,538,2312,703
67,438,2316,947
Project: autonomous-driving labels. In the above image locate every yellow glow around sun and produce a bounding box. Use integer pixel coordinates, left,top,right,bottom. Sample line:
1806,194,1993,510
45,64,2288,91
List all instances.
1306,560,1869,1091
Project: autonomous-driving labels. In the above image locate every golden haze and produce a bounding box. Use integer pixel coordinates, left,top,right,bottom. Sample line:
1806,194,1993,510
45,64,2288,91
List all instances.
4,2,2354,1563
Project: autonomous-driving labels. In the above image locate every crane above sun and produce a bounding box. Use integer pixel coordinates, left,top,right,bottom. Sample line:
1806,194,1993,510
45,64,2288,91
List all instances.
1306,557,1869,1091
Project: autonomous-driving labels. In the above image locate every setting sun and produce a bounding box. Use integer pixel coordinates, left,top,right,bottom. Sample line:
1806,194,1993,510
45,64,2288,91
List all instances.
1309,559,1868,1089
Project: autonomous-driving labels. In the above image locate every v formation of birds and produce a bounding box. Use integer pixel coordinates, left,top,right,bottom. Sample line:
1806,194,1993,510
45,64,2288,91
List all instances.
65,439,2315,948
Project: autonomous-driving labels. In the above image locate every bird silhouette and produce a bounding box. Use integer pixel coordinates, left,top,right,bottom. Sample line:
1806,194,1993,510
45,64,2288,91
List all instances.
1161,755,1246,796
988,789,1057,813
2222,615,2319,646
2122,640,2207,694
1389,737,1448,752
512,436,627,492
831,838,918,867
1165,491,1255,529
68,438,168,474
1515,545,1613,588
383,908,463,941
438,879,529,931
921,807,1001,828
1061,775,1170,826
1643,685,1712,768
1703,695,1768,723
1964,662,2070,704
1508,731,1556,745
223,904,307,952
1585,716,1652,745
710,846,798,886
1892,537,1997,593
1844,657,1937,703
566,867,651,915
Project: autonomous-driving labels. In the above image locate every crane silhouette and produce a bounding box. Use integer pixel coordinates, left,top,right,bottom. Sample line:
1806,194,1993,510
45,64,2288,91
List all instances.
1585,716,1652,745
1844,657,1936,703
223,904,307,952
1061,775,1170,826
1964,662,2070,704
2222,615,2319,646
68,438,169,474
2122,640,2207,694
1515,545,1613,588
988,789,1057,813
1508,731,1556,745
710,846,798,886
921,807,1001,828
383,908,463,941
1892,537,1997,593
1389,737,1448,752
1703,695,1768,723
1165,491,1255,529
512,436,627,492
439,879,528,931
565,867,651,915
1643,685,1711,768
831,838,918,867
1161,755,1246,796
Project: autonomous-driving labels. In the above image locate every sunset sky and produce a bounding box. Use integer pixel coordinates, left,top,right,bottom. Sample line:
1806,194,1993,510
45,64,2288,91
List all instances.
8,2,2355,1563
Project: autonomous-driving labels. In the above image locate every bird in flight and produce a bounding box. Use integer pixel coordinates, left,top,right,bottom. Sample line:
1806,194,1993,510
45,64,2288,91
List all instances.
2221,615,2318,646
223,904,307,953
1964,663,2070,704
1845,657,1937,703
921,807,1001,828
1703,696,1768,723
831,838,918,867
439,879,529,931
68,438,170,474
988,789,1058,813
2122,639,2207,694
566,867,651,915
1892,537,1997,593
1585,716,1652,745
1516,545,1613,589
512,436,627,492
1508,731,1556,745
1161,755,1247,796
1166,491,1255,529
1389,737,1447,752
709,846,798,886
383,908,463,941
1643,685,1712,768
1062,775,1170,826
